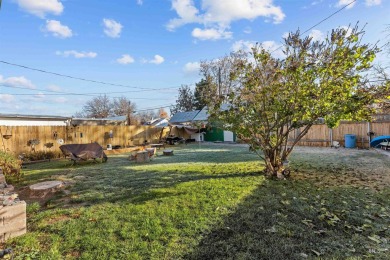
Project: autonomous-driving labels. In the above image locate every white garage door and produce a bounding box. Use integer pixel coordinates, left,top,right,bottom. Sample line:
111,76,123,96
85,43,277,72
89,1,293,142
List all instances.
223,131,234,142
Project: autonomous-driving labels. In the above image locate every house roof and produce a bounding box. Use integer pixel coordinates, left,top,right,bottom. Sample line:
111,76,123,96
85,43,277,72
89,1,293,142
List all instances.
0,113,71,120
169,110,200,124
192,104,231,122
72,116,126,121
192,107,208,122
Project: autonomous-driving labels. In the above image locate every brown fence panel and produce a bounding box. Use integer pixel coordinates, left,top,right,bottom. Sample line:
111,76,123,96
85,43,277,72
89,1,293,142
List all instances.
1,125,170,155
289,121,390,148
371,122,390,137
332,122,369,148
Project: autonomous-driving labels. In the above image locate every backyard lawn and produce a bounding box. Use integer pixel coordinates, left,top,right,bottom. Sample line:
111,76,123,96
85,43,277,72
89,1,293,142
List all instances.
3,143,390,259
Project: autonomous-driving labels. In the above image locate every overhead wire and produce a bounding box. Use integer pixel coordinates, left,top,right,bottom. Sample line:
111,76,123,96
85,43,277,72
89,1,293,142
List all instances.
0,84,177,98
0,0,366,110
0,60,181,91
270,0,358,55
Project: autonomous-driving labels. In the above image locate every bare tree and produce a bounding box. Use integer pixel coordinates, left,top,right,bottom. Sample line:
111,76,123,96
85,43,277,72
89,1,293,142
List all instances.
137,110,159,124
112,96,136,116
82,95,112,118
200,51,245,101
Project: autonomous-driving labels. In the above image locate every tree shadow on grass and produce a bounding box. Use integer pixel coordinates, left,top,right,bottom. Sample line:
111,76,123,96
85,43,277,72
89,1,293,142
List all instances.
184,178,390,260
18,143,263,208
64,168,262,207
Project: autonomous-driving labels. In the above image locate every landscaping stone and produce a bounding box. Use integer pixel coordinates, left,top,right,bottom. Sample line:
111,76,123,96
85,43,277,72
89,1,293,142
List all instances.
163,149,174,156
29,181,64,198
136,151,150,163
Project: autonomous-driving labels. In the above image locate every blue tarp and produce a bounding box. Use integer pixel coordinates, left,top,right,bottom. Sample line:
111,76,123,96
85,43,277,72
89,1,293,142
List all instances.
370,135,390,147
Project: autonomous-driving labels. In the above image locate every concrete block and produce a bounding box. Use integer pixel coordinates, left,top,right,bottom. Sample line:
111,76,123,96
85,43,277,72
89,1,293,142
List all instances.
0,201,27,242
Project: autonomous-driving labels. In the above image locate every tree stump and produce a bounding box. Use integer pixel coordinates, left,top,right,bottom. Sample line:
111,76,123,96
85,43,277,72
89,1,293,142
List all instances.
136,151,150,163
29,181,64,198
163,149,174,156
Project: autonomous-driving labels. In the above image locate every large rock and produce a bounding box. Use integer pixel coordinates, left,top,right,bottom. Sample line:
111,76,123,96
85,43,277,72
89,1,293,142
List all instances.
29,181,64,198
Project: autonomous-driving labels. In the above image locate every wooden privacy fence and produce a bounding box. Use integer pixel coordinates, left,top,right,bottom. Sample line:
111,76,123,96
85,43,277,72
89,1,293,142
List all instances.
0,125,169,155
290,121,390,148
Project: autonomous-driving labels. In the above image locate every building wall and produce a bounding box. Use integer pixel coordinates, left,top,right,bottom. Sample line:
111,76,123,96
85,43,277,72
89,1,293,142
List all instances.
204,127,224,142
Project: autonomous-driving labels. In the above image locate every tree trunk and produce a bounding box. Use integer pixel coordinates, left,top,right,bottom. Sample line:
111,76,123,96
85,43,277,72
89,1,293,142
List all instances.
264,151,286,179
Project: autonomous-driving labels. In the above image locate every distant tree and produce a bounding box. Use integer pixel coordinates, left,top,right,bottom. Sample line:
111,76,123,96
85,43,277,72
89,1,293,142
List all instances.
81,95,112,118
171,85,195,115
208,26,380,178
111,96,138,124
200,51,245,101
159,108,169,118
137,110,159,124
372,66,390,113
193,77,216,110
112,96,136,116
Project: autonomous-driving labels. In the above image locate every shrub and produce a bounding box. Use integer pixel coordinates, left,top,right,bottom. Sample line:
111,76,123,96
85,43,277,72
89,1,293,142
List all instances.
21,151,62,162
0,150,22,180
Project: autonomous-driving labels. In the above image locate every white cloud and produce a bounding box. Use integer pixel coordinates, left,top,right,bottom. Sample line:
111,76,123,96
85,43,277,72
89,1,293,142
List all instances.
47,85,62,91
167,0,285,40
183,62,200,75
231,40,256,52
136,0,143,5
192,27,232,40
141,55,165,64
15,0,63,18
44,20,73,38
117,54,135,65
309,29,325,42
103,18,123,38
261,41,285,58
365,0,381,6
0,94,15,103
150,55,165,64
340,25,353,37
0,75,36,89
56,50,97,58
336,0,356,9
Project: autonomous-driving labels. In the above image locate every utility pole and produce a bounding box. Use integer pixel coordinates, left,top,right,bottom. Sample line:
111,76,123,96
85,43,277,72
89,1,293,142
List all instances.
218,67,221,98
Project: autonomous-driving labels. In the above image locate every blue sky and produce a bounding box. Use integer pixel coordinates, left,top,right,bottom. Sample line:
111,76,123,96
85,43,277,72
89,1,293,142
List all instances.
0,0,388,116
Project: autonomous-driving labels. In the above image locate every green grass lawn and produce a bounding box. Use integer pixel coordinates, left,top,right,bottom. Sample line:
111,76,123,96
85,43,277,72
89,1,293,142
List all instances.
4,143,390,259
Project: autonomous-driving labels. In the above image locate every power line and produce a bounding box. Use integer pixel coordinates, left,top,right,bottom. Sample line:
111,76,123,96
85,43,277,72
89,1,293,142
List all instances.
0,60,181,91
271,0,357,55
301,0,357,36
0,83,177,97
135,104,173,113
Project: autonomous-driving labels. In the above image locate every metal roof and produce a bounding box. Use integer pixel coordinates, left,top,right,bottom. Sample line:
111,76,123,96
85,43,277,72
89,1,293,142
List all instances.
72,116,126,121
192,104,230,122
169,110,200,124
0,113,71,120
192,107,209,122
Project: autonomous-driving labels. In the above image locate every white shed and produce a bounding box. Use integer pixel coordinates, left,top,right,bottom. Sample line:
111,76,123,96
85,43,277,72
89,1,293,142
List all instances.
0,114,71,126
